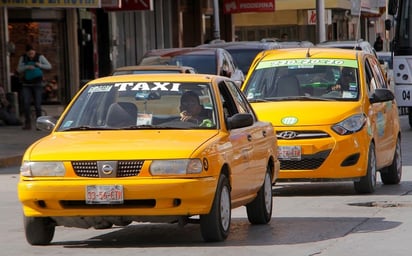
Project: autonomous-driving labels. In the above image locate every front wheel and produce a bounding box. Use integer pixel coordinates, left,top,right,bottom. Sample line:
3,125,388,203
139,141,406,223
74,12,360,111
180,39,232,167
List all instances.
381,137,402,184
200,174,231,242
24,216,55,245
246,167,273,224
354,143,377,194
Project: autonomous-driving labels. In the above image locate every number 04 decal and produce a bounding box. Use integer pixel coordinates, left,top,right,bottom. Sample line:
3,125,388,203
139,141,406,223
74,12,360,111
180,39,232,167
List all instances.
402,90,411,101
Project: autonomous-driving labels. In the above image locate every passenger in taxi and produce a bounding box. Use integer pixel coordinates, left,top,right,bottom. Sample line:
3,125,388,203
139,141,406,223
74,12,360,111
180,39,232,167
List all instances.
331,67,356,92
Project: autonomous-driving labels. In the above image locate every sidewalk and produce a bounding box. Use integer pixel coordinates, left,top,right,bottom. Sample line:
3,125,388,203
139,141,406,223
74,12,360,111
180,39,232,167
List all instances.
0,105,65,168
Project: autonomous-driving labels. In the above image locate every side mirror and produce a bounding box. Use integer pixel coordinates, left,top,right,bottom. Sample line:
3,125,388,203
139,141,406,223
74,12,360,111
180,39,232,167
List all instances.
385,19,392,31
227,113,253,129
370,88,395,104
36,116,58,131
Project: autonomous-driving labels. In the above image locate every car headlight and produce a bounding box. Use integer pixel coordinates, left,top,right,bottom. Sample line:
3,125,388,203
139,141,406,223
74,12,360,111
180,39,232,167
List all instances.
332,114,367,135
150,159,203,175
20,161,66,177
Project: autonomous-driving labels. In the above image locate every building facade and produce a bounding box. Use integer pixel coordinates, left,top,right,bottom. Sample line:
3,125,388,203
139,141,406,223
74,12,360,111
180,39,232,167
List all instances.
0,0,387,107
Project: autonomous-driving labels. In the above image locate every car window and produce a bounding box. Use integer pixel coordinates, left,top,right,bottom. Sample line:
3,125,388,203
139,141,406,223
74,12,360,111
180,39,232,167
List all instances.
226,49,263,74
243,58,360,101
367,56,387,89
58,81,218,131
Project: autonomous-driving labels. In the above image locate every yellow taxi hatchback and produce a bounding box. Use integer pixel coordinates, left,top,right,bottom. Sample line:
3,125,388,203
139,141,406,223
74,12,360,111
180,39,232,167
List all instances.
242,48,401,194
17,73,279,245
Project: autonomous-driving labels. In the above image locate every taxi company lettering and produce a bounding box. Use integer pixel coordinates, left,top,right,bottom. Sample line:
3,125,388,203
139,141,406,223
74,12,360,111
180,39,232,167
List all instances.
0,0,96,4
114,82,181,92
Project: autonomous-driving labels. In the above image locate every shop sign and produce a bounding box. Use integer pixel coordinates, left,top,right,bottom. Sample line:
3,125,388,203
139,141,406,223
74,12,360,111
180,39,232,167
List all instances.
223,0,275,14
307,9,332,25
103,0,153,11
0,0,100,8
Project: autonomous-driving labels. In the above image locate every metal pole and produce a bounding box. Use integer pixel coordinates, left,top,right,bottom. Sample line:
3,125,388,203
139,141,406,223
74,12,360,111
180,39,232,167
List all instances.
316,0,326,43
213,0,220,40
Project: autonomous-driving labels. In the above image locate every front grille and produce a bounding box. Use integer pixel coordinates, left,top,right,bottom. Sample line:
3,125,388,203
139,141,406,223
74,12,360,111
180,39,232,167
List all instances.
72,160,144,178
280,149,331,170
277,130,330,140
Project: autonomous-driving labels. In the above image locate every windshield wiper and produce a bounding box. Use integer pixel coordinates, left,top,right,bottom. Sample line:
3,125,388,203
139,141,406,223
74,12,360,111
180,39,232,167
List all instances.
62,126,115,131
247,98,269,102
123,125,157,129
268,96,333,101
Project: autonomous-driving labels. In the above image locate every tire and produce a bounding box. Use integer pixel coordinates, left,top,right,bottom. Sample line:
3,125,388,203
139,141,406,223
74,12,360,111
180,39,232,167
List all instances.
246,167,273,224
200,174,231,242
354,143,377,194
381,137,402,184
24,216,55,245
408,107,412,128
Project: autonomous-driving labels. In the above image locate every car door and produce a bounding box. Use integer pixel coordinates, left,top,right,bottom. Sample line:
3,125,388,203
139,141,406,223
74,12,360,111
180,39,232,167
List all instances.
365,55,396,167
219,80,268,199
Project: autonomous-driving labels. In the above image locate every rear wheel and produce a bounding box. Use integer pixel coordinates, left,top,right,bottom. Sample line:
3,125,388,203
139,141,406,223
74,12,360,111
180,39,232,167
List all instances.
200,174,231,242
354,143,377,194
381,137,402,184
24,216,55,245
246,167,273,224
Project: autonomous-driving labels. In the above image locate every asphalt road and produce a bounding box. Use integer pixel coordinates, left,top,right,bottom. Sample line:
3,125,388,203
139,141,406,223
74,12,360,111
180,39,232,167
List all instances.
1,115,411,256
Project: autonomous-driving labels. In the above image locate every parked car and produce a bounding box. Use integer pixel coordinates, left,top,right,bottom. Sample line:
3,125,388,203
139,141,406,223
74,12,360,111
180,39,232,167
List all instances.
140,47,244,86
197,40,282,75
112,65,196,75
242,47,401,194
198,40,314,76
18,73,280,245
316,39,377,57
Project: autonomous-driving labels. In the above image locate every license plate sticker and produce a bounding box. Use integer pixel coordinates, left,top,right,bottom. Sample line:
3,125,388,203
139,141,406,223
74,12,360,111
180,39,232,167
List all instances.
86,185,124,204
278,146,302,160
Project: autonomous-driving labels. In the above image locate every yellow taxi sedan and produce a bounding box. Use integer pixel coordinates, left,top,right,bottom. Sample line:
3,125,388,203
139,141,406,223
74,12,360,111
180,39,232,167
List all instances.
18,74,279,245
242,48,401,194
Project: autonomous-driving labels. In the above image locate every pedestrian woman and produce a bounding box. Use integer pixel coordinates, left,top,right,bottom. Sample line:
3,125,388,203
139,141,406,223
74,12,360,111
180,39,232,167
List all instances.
17,44,52,130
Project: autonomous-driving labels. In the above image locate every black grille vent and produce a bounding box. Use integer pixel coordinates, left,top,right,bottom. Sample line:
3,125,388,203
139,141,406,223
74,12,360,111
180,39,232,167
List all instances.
280,150,331,170
72,160,144,177
72,161,99,177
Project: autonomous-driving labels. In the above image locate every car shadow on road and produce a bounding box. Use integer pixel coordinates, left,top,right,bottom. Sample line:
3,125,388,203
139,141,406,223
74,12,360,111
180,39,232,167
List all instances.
50,216,400,248
273,180,412,196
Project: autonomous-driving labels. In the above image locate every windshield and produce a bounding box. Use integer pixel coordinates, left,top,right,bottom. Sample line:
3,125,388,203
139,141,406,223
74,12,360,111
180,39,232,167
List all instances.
243,58,359,101
396,0,412,50
57,81,217,131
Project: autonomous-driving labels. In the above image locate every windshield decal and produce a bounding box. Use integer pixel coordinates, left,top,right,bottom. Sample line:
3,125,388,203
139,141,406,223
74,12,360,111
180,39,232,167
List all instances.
88,85,113,92
257,59,358,69
114,82,181,92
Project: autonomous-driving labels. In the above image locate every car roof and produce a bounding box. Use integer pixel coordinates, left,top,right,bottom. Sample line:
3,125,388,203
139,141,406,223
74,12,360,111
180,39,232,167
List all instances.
113,65,195,73
256,47,361,61
198,41,281,50
90,73,222,85
316,40,375,54
142,47,222,57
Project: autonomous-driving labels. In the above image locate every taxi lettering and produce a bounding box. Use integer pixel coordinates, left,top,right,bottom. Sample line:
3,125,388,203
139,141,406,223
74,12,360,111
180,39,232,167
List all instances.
114,82,181,92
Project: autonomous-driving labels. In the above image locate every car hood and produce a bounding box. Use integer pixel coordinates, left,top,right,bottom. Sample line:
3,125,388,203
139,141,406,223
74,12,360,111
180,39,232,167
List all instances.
24,130,219,161
251,101,363,126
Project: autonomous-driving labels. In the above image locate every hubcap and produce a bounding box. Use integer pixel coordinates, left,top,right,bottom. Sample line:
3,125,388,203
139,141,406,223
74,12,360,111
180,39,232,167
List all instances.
220,186,231,231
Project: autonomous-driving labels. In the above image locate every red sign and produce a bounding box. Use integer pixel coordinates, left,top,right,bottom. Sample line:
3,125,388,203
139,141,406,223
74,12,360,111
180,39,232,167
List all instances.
104,0,153,11
223,0,275,14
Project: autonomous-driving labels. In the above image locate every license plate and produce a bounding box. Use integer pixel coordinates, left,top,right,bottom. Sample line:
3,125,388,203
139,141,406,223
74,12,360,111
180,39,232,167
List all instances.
278,146,302,160
86,185,124,204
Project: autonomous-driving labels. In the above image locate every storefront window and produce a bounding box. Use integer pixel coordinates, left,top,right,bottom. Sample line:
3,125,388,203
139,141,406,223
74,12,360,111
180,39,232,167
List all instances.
9,21,65,104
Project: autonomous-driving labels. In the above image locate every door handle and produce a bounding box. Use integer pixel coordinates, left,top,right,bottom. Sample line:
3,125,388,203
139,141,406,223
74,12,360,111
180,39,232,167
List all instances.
247,134,252,141
262,130,267,137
